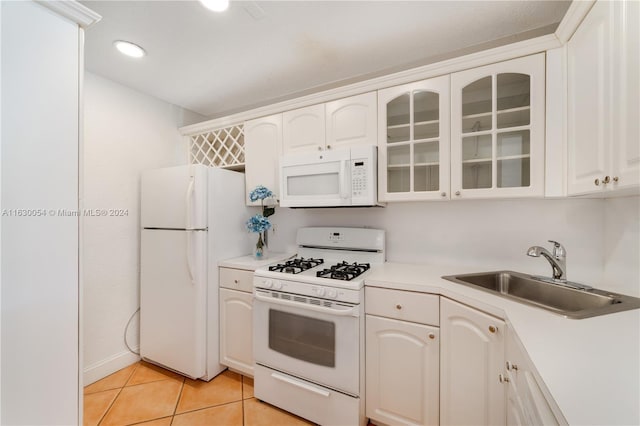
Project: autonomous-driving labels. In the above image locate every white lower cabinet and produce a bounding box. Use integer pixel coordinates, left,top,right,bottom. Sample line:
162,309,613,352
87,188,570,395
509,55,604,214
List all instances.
440,298,506,426
365,287,440,426
219,267,254,376
505,328,566,426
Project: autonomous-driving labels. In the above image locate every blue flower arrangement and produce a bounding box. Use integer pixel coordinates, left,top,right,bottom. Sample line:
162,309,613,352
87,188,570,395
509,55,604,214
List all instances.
246,214,272,233
246,185,276,258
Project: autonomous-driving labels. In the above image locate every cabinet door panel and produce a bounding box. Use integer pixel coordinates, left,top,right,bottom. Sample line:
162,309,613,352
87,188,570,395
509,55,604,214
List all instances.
567,0,611,195
506,329,565,426
326,92,377,149
441,298,505,426
451,54,544,199
378,76,451,202
219,288,254,376
282,104,325,154
244,114,282,205
612,0,640,190
366,315,439,426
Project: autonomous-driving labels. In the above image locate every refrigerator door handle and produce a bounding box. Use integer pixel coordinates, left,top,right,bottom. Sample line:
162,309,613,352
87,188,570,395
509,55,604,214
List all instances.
186,230,194,284
185,176,195,229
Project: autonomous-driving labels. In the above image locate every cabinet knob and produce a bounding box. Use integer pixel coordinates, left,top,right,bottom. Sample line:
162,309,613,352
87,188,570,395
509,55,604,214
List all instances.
594,178,600,186
326,144,331,150
317,146,322,151
603,175,611,184
234,279,238,284
613,176,619,183
428,333,436,340
440,192,447,197
499,374,510,383
506,361,518,371
488,325,498,334
395,304,402,310
455,191,461,196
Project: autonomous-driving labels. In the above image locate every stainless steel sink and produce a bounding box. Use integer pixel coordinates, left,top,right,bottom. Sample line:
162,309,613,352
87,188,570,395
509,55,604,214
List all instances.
442,271,640,319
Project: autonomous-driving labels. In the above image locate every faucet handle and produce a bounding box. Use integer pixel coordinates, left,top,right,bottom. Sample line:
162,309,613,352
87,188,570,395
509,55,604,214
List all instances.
547,240,566,258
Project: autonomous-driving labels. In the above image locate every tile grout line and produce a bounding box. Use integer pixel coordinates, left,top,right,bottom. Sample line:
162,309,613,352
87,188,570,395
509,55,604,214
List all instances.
169,377,186,425
126,415,173,426
242,375,246,426
169,396,245,417
95,362,140,426
96,384,126,426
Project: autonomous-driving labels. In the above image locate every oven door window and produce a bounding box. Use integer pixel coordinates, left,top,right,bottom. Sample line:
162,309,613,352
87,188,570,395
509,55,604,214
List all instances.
268,309,335,367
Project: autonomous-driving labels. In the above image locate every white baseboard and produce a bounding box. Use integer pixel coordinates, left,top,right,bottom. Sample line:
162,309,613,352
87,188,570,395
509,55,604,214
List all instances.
83,349,140,386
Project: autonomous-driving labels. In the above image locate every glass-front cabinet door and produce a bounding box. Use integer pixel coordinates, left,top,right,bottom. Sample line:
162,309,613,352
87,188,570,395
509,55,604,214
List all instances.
450,53,545,199
378,76,450,201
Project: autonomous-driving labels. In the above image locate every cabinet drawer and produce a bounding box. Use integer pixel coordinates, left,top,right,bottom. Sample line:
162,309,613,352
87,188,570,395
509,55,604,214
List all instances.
219,267,254,293
365,287,439,326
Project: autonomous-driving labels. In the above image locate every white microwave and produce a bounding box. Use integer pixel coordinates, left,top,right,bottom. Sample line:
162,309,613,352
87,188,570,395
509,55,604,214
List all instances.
279,145,380,208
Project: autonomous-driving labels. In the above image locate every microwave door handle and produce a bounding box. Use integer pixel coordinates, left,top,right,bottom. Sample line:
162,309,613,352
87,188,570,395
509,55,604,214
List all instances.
340,159,349,199
254,291,359,317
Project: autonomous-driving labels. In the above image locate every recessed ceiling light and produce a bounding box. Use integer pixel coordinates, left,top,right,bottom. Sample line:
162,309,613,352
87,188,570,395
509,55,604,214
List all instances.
113,40,146,58
199,0,229,12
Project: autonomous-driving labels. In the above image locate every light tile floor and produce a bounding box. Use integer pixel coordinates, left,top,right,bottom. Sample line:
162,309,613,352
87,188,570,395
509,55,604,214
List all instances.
83,361,314,426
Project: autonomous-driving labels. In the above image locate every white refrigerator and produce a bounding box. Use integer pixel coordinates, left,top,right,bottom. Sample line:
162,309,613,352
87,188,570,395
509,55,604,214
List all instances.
140,164,251,380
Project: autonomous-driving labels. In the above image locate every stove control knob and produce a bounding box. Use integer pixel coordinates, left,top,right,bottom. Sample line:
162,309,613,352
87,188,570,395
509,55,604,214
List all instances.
262,279,273,289
327,289,337,298
315,287,326,297
273,281,282,290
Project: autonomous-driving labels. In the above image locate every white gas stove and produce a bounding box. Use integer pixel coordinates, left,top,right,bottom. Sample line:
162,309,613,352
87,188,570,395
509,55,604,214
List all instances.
253,227,385,426
254,226,385,297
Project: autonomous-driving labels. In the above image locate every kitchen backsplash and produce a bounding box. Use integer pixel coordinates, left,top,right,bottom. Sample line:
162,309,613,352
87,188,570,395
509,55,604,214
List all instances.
264,196,639,297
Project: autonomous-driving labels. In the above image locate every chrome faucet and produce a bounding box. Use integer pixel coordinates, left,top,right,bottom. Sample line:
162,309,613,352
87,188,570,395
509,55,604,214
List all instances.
526,240,567,283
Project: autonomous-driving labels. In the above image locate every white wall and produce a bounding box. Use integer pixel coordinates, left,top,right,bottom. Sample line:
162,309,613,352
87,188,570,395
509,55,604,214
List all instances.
82,72,206,384
2,2,80,424
263,196,639,295
603,195,640,296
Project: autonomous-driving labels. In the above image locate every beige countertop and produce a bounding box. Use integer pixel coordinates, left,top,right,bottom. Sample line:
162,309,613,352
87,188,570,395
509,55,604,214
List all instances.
366,262,640,426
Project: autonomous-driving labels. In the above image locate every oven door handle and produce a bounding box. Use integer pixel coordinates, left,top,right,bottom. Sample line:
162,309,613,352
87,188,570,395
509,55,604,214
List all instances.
270,371,331,397
254,292,359,317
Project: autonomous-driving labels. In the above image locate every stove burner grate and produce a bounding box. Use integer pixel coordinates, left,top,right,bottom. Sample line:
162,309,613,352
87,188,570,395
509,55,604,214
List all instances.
315,261,371,281
268,257,324,274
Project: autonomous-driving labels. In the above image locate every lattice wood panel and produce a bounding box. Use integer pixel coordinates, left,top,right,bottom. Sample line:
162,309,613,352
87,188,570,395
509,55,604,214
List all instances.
190,124,244,168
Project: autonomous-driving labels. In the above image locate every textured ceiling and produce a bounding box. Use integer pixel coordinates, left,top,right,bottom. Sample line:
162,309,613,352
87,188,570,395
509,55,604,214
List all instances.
82,1,571,119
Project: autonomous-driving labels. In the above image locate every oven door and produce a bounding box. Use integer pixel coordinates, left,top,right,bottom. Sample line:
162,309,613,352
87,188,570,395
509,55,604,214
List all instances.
279,149,352,208
253,289,361,396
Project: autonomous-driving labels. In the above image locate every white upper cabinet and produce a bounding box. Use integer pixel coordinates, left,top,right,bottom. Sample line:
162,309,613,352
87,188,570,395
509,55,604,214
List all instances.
451,54,545,199
282,92,377,155
282,104,325,154
244,114,282,205
567,0,639,195
325,91,377,150
378,76,451,201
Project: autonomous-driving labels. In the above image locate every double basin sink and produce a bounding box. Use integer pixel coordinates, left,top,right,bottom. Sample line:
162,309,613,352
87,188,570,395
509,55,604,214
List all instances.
442,271,640,319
